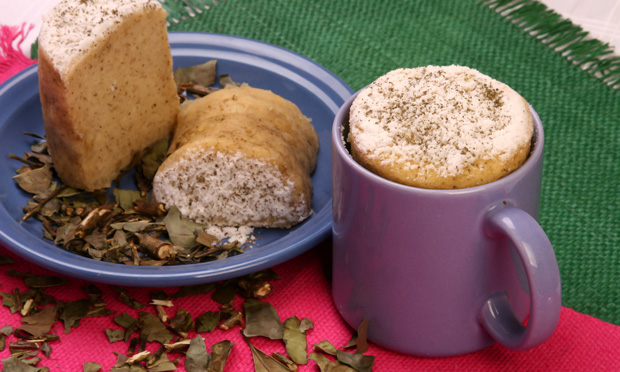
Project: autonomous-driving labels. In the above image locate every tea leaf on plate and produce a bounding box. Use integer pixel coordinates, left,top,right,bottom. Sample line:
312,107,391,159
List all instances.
174,60,217,87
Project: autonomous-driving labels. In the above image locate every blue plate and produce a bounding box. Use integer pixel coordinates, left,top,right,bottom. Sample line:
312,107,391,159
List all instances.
0,32,353,287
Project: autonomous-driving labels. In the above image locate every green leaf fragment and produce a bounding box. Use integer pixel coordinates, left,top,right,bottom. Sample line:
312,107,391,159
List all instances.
164,206,206,248
283,316,308,364
13,163,52,194
209,340,234,372
313,340,339,356
59,299,91,334
308,353,356,372
243,333,290,372
243,298,283,340
185,335,210,372
83,362,103,372
336,350,374,372
139,312,173,344
105,329,127,343
195,311,221,333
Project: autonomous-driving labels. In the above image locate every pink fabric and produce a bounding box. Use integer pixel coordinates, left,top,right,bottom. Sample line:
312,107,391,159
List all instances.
2,48,620,372
1,242,620,371
0,23,37,84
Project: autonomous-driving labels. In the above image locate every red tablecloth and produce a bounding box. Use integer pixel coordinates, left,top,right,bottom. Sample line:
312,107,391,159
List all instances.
2,25,620,372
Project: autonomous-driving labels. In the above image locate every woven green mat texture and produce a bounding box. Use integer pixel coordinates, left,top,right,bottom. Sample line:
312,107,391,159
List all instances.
170,0,620,324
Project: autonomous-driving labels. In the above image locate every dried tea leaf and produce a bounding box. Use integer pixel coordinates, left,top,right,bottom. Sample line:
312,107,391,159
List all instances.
59,299,91,333
83,362,103,372
248,269,282,281
113,286,146,309
300,318,314,334
115,312,138,329
219,74,241,88
0,356,44,372
170,283,216,299
146,352,177,372
40,341,52,357
195,232,218,247
313,340,339,356
164,206,206,248
219,311,243,331
185,335,210,372
243,333,290,372
211,282,239,305
209,340,233,372
13,163,52,194
23,275,68,289
169,308,195,334
283,316,308,364
140,139,169,181
139,312,173,344
19,305,57,338
114,189,148,212
308,353,355,372
174,60,217,87
237,279,272,299
0,254,14,266
195,311,220,333
105,329,127,343
0,325,13,336
243,299,283,340
272,352,298,371
336,350,374,372
355,319,369,354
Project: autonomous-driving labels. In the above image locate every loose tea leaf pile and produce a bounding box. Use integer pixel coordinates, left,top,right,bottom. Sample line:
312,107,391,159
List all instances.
0,255,376,371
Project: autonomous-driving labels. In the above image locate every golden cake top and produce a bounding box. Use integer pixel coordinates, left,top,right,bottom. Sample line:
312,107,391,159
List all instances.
349,65,533,180
39,0,162,79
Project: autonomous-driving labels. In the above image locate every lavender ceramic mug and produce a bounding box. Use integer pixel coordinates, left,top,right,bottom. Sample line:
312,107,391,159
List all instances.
331,92,561,356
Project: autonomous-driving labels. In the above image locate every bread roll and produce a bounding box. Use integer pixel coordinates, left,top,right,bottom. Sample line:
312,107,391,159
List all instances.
348,66,533,189
153,86,319,228
38,0,179,191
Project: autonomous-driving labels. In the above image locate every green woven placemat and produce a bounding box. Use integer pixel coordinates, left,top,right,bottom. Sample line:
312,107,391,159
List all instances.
170,0,620,325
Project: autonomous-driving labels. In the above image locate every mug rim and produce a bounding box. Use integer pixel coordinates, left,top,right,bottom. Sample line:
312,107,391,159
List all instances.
332,90,545,195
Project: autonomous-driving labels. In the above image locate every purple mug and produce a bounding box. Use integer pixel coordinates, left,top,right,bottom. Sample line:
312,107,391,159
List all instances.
331,91,561,356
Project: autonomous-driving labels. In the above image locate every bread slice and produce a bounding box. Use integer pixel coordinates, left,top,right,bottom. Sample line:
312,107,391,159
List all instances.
153,86,319,228
38,0,179,191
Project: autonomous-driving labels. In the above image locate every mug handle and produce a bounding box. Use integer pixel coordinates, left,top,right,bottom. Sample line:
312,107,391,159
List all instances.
479,206,562,350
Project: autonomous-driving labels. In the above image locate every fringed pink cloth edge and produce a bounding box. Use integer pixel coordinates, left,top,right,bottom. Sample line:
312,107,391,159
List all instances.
0,23,37,84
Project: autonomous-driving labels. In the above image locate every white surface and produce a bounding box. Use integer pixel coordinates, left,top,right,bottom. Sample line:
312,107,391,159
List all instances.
0,0,618,57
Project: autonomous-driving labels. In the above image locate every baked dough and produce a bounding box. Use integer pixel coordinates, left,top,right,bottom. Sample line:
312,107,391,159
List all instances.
153,86,319,228
348,66,534,189
38,0,179,191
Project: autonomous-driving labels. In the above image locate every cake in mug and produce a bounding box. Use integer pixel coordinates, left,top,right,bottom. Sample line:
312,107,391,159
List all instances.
38,0,179,191
347,66,534,189
153,85,319,228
